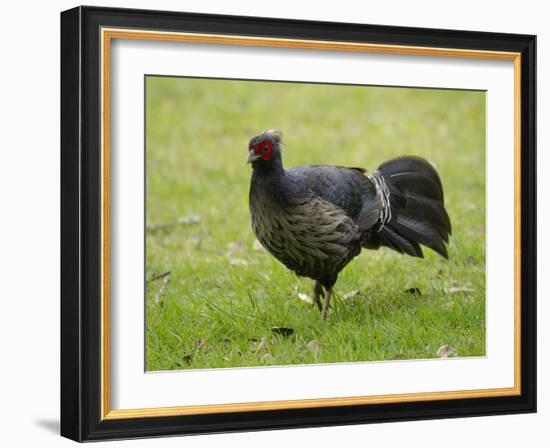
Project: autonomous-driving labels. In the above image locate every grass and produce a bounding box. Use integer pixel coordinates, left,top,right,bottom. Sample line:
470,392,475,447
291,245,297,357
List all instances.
145,76,486,371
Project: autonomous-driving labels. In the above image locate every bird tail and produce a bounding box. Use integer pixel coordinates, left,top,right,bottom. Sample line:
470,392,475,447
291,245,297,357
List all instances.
363,156,451,259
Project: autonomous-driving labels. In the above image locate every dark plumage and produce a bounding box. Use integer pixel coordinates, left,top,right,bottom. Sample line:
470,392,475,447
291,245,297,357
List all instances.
247,129,451,319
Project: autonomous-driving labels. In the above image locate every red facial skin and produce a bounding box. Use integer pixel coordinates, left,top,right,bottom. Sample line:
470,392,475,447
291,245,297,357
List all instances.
255,139,273,161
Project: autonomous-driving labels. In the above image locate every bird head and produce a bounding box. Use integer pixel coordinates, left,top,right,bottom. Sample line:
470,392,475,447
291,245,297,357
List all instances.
247,129,283,168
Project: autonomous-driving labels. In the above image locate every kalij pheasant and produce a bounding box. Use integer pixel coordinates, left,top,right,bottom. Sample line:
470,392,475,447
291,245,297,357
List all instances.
247,129,451,319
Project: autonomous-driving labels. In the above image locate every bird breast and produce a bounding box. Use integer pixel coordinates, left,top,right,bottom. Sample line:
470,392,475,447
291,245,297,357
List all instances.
249,180,361,279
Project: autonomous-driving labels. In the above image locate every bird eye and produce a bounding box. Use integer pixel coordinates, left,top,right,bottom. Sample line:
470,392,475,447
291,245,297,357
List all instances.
261,146,269,153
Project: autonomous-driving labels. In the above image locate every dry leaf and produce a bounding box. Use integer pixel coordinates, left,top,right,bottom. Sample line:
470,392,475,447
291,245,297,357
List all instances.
230,258,249,267
146,214,200,232
298,292,314,304
226,241,244,252
249,336,268,354
177,214,201,225
148,271,170,282
446,286,474,294
307,340,321,356
152,275,170,305
342,290,360,301
192,339,208,352
437,344,457,358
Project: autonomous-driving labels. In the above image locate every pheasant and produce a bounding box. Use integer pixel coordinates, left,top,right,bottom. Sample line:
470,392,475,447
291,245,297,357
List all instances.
247,129,451,319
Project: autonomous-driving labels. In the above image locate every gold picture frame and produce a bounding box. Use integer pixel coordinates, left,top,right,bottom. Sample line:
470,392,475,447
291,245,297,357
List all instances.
61,6,536,441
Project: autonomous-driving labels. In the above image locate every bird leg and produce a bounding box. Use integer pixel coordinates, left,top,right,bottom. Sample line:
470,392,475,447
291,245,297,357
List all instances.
321,287,333,320
312,280,324,311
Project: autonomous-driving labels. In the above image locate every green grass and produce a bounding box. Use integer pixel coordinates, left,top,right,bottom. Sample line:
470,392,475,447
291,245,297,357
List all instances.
145,77,486,371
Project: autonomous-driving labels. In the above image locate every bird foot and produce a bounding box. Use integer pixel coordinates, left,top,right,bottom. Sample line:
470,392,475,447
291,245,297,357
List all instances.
313,281,324,312
321,288,333,320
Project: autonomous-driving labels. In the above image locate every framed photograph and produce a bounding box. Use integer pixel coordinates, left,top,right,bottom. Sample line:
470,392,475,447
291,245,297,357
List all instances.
60,6,536,442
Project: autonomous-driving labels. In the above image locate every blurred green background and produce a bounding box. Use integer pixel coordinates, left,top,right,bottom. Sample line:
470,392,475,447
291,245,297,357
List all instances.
145,76,486,371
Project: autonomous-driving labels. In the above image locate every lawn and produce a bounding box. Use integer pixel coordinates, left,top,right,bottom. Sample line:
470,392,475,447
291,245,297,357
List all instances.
145,76,486,371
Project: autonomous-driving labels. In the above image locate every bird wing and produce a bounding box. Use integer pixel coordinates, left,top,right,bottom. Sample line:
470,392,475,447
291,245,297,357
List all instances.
286,165,370,220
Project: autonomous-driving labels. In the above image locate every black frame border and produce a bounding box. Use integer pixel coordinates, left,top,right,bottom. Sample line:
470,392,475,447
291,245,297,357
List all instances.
61,6,536,442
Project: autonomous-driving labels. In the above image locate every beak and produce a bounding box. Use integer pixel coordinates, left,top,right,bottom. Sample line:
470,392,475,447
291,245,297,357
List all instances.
247,149,262,164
